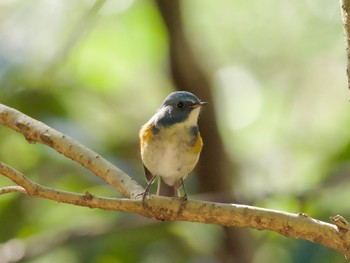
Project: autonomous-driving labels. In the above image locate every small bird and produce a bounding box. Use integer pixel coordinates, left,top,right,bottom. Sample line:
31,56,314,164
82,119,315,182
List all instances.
139,91,206,199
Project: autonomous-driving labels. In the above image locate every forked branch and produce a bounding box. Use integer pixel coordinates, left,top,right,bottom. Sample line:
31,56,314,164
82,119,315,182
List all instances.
0,103,350,258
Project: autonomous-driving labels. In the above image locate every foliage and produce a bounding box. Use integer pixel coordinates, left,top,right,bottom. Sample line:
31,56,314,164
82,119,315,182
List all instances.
0,0,348,262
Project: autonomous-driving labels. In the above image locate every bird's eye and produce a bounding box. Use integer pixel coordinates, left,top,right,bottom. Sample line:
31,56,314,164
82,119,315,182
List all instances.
177,102,184,108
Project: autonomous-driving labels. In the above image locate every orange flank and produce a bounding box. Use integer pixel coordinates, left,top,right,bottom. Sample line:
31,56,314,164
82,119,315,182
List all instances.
140,123,153,148
193,132,203,154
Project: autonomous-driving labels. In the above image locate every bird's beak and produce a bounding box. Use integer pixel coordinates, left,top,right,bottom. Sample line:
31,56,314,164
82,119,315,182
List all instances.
191,101,208,109
190,101,207,109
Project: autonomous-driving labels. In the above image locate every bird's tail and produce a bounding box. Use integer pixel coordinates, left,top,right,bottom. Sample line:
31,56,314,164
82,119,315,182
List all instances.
157,177,179,197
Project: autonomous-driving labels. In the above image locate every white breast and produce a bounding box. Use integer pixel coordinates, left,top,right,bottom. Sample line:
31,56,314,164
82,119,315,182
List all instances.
141,122,200,186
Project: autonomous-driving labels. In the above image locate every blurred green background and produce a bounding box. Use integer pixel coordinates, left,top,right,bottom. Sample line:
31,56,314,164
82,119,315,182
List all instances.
0,0,349,262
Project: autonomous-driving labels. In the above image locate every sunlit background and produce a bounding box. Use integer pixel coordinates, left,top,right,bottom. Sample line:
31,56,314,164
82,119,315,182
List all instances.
0,0,349,262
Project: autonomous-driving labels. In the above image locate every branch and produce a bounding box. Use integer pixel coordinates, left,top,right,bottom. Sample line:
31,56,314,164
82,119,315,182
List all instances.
1,104,350,258
1,162,350,258
0,103,144,199
340,0,350,91
0,186,26,195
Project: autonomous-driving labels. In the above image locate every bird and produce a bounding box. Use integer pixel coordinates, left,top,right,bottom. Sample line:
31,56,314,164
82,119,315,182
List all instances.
139,91,206,200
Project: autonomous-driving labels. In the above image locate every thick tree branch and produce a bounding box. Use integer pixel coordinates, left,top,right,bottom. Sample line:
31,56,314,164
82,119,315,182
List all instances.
0,103,144,199
0,162,350,258
1,104,350,258
340,0,350,91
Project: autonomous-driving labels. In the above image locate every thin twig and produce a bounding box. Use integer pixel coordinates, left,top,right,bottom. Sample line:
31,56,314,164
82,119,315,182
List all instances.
0,185,26,195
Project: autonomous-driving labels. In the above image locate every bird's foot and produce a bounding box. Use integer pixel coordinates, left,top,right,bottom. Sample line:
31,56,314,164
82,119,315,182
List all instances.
177,193,188,215
141,190,150,206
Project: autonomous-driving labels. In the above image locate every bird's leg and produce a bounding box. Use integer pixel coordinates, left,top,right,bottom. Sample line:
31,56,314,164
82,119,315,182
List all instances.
177,178,188,215
142,174,156,203
181,178,188,202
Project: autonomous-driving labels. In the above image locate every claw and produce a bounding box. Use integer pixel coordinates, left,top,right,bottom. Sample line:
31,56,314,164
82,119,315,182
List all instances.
177,196,188,216
142,190,149,204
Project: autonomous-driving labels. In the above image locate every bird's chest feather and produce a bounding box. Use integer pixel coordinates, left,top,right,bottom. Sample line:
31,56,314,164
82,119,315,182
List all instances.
141,122,202,184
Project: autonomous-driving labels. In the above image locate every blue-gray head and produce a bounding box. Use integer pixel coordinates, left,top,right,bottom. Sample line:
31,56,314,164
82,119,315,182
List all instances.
154,91,207,127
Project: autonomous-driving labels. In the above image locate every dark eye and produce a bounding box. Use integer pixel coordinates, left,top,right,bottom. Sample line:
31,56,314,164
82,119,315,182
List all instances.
177,101,184,108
